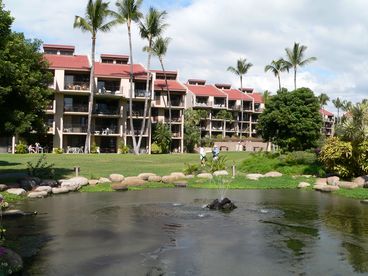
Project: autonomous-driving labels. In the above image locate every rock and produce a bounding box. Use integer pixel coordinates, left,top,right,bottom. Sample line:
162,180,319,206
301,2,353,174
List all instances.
39,179,59,187
3,210,37,217
246,173,264,180
6,188,26,196
207,197,237,211
338,181,358,189
315,178,327,185
327,176,340,186
264,171,283,177
60,182,80,191
298,182,311,188
197,173,213,179
28,191,48,198
109,174,125,182
213,170,229,176
89,179,99,186
138,173,156,181
170,172,186,179
360,199,368,204
174,181,188,188
16,176,41,191
147,175,162,182
111,183,128,191
354,175,368,187
68,177,89,186
185,175,195,179
0,184,8,191
313,184,327,191
52,187,69,194
98,177,111,184
302,175,312,178
34,186,52,194
316,185,340,192
0,247,23,274
121,178,145,187
161,176,177,183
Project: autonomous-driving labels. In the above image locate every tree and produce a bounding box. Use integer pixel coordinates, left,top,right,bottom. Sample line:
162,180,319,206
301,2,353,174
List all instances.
284,42,317,90
257,88,322,151
139,8,167,151
318,93,330,109
264,58,289,91
227,57,253,139
0,2,52,137
332,97,343,124
150,36,172,130
184,109,202,152
114,0,143,154
152,122,171,153
74,0,115,153
263,90,272,106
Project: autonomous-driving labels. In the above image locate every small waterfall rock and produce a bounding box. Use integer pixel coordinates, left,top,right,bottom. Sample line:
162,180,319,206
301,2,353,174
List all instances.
207,197,237,211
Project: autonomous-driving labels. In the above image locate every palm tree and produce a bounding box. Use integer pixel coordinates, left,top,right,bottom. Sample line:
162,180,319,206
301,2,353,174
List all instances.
138,7,167,151
150,37,172,133
332,97,343,124
74,0,115,153
113,0,143,154
340,101,368,144
284,42,317,90
318,93,330,109
342,100,352,112
264,58,289,91
227,58,253,140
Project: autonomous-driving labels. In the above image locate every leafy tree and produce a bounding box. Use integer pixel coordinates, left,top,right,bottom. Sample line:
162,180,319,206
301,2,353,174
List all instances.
153,122,171,153
257,87,322,151
332,97,343,124
215,110,233,121
0,2,52,137
263,90,272,106
184,109,201,152
227,57,253,139
74,0,115,153
139,7,167,151
114,0,143,154
284,42,317,90
264,58,289,91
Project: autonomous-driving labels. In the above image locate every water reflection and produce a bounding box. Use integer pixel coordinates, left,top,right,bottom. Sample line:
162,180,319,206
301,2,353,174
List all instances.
2,190,368,275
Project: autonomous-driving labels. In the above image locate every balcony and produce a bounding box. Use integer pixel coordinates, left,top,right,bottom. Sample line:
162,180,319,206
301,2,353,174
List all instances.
128,110,146,117
229,104,241,110
64,81,90,91
63,124,87,133
93,126,119,135
46,121,55,135
135,89,151,97
93,107,120,116
64,105,89,113
46,100,56,113
194,101,212,107
168,117,182,123
172,132,182,138
127,129,149,136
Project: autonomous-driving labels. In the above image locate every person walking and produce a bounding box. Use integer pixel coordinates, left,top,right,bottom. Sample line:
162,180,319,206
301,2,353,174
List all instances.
212,145,220,161
199,146,207,166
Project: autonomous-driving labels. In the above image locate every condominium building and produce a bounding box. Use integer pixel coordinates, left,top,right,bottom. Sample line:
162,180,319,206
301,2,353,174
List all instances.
320,108,335,137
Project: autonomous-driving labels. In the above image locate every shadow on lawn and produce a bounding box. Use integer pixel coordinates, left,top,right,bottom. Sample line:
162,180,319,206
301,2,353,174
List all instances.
0,161,21,167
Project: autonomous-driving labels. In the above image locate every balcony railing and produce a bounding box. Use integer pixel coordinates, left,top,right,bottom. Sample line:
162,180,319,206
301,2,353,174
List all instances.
64,81,90,91
171,100,184,107
92,126,118,135
128,110,145,117
213,103,226,108
194,101,212,107
127,129,148,135
64,105,89,112
135,89,151,97
97,86,120,94
172,132,181,137
93,107,120,115
63,124,88,133
168,117,182,122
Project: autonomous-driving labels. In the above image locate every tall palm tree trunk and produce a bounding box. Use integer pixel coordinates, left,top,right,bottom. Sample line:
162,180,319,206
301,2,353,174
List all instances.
85,36,96,153
160,58,171,151
128,23,138,154
277,74,281,91
294,66,297,90
137,38,152,151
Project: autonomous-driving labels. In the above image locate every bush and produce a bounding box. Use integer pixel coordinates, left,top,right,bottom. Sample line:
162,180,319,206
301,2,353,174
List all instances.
206,155,227,173
279,151,316,165
183,163,201,175
26,154,55,179
90,143,99,154
53,147,63,154
201,136,214,147
151,143,162,154
118,143,129,154
15,141,27,154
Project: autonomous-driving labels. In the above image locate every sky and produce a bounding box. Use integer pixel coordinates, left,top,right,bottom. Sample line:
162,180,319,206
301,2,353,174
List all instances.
3,0,368,113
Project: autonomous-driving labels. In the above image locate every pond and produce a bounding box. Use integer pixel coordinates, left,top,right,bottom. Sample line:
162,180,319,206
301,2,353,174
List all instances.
5,189,368,275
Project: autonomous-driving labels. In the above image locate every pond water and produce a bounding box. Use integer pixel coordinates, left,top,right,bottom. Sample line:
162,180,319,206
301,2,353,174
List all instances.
5,189,368,275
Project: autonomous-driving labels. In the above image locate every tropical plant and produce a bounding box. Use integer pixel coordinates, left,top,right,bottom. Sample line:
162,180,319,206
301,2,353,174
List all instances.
284,42,317,90
206,155,227,173
184,109,202,152
332,97,344,124
74,0,115,153
263,90,272,106
215,110,233,121
227,57,253,139
52,147,63,154
26,154,55,179
264,58,289,91
342,100,352,112
118,142,129,154
153,122,171,153
15,141,27,154
183,163,201,175
139,7,167,152
90,143,99,154
113,0,143,154
318,93,330,109
151,142,162,154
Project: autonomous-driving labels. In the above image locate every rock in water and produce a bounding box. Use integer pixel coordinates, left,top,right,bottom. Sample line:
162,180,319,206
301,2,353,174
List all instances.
207,197,237,212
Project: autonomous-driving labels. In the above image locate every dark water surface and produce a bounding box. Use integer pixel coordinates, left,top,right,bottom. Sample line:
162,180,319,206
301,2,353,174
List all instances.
5,189,368,275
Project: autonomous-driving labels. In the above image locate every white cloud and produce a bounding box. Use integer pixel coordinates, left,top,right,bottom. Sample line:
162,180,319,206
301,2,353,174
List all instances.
4,0,368,114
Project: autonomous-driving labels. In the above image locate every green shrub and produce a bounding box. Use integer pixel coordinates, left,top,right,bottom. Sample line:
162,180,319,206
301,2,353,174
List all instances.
201,136,214,147
118,143,129,154
90,143,99,154
183,163,201,175
26,154,55,179
279,151,316,165
206,155,227,173
357,140,368,174
53,147,63,154
15,141,27,154
151,143,162,154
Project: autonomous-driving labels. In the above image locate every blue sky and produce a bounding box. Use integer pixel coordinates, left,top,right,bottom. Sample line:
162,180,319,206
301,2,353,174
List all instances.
3,0,368,113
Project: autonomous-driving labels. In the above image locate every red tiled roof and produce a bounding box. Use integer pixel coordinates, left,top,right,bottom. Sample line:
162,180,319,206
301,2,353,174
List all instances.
43,44,75,51
44,54,90,70
240,88,254,93
154,79,186,92
100,54,129,59
320,108,334,116
188,79,206,85
248,93,263,103
222,89,253,101
94,62,147,79
186,84,226,97
152,69,178,75
215,83,232,89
